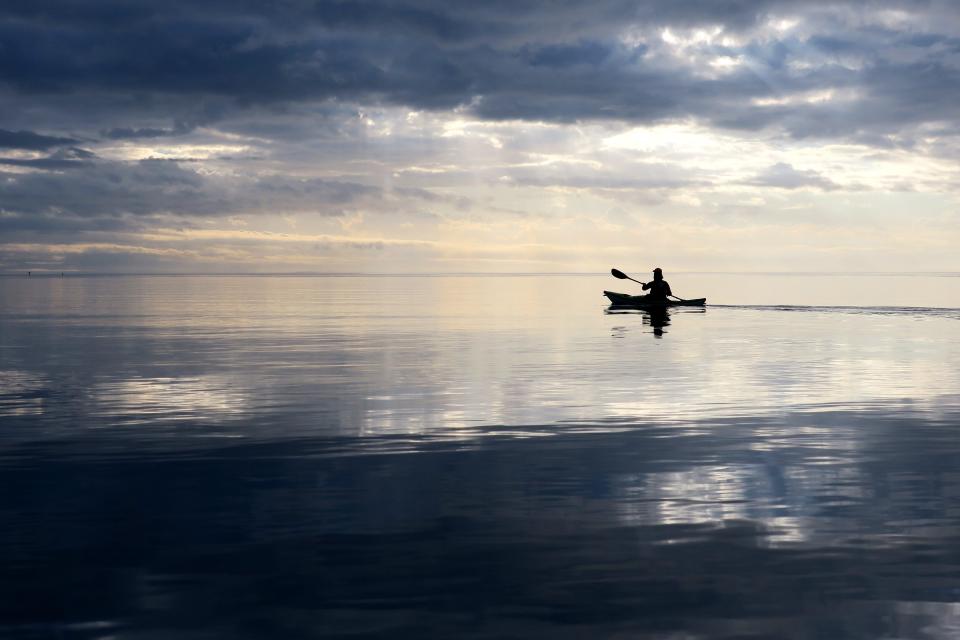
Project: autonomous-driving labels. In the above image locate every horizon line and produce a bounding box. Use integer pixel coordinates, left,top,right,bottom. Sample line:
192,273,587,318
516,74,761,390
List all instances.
3,270,960,277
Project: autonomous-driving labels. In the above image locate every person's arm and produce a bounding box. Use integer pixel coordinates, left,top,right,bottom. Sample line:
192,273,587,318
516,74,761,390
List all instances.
642,282,651,290
665,282,673,296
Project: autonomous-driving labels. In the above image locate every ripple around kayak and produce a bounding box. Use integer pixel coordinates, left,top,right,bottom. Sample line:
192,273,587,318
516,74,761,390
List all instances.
603,290,707,307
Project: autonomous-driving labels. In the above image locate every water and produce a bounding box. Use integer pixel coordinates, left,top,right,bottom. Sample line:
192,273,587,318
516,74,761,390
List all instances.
2,273,960,638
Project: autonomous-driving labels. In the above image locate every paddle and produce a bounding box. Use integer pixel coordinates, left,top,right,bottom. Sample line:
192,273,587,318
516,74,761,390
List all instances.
611,268,689,302
610,268,646,287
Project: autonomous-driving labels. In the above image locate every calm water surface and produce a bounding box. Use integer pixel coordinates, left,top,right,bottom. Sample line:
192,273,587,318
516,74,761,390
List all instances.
2,274,960,638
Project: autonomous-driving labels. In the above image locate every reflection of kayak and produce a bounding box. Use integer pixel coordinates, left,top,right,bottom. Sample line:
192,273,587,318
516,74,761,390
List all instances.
604,291,706,307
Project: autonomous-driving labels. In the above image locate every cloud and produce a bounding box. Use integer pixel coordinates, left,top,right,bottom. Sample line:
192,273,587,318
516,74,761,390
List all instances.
3,0,960,272
502,161,704,192
1,0,957,142
0,129,78,150
0,157,449,238
747,162,841,190
100,123,194,140
0,147,96,169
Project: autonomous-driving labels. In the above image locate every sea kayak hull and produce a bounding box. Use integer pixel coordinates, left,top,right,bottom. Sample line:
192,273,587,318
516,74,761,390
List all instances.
604,291,706,307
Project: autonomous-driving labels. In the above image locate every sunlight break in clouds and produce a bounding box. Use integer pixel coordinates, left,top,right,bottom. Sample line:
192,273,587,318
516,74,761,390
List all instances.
1,0,959,272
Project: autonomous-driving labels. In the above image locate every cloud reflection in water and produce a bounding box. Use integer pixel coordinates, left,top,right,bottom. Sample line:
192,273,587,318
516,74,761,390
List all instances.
2,275,960,637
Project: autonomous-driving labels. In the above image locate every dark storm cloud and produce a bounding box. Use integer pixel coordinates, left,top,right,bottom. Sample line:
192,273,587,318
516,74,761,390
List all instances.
2,0,954,138
0,160,215,218
0,211,147,235
0,129,78,150
0,6,716,120
0,158,430,223
0,147,95,169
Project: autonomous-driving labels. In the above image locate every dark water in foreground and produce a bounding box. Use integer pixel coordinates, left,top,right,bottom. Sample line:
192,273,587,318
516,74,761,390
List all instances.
2,274,960,639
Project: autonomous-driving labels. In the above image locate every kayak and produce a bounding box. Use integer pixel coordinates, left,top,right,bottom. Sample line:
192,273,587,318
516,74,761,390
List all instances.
604,291,706,307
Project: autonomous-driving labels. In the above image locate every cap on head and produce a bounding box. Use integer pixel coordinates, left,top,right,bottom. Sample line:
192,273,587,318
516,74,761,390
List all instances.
653,267,662,273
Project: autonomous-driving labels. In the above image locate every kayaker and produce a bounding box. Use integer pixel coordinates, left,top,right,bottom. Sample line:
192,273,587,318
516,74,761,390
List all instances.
641,268,672,301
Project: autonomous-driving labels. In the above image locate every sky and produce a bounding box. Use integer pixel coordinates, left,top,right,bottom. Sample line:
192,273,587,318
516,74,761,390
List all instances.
2,0,960,273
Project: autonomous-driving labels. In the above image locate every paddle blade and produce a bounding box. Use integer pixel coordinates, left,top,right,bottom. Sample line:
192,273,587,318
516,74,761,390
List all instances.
611,268,629,280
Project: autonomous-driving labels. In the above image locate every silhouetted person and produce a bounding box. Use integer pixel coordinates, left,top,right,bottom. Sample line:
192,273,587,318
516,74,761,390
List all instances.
640,268,672,301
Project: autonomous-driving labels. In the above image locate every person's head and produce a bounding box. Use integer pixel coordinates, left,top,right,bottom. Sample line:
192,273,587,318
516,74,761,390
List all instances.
652,267,663,281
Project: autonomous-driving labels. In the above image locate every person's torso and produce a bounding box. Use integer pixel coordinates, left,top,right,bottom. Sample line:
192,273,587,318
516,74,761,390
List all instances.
647,280,670,298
